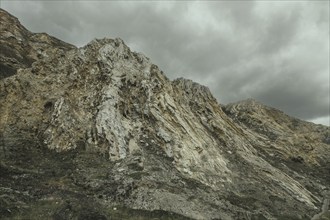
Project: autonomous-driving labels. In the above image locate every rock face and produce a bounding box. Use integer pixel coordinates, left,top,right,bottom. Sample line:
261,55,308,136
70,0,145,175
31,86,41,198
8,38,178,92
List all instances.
1,9,329,220
0,9,75,79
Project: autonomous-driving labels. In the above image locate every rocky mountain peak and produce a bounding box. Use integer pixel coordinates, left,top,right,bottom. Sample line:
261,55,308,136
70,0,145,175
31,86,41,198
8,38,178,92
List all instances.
1,9,329,220
0,9,76,79
0,8,29,39
172,78,217,104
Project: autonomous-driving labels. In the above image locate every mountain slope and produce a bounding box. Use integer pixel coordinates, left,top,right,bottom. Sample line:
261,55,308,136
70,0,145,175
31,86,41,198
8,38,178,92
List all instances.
1,9,329,220
0,9,75,79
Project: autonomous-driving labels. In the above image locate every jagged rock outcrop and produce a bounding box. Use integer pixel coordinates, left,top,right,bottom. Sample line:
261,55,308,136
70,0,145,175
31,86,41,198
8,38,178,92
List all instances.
1,9,329,220
0,9,75,79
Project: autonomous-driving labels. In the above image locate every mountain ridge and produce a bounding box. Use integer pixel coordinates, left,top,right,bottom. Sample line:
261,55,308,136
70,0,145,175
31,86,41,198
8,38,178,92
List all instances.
0,9,76,79
0,8,329,220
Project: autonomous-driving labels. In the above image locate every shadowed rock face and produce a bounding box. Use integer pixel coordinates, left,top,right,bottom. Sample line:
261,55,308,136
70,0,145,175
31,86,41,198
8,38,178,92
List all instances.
0,8,329,220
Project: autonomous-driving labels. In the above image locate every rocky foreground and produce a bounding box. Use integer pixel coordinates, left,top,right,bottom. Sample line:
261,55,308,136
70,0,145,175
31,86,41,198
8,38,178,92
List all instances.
0,9,329,220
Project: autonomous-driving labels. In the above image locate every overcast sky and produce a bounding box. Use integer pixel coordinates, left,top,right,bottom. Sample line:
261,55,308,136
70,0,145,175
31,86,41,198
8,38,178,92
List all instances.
1,1,329,126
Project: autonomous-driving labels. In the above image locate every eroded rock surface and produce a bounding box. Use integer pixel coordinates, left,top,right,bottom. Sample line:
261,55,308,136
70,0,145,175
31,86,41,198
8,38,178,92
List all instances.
1,9,329,220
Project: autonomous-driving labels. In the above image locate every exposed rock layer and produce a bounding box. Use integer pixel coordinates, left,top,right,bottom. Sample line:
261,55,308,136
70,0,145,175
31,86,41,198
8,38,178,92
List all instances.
1,9,329,220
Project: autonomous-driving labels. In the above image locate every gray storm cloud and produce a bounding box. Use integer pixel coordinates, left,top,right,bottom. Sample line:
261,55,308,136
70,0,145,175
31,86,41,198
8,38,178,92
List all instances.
1,1,329,125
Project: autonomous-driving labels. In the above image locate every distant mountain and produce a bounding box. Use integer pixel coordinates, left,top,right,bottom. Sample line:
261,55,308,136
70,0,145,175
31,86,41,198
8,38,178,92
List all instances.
1,8,329,220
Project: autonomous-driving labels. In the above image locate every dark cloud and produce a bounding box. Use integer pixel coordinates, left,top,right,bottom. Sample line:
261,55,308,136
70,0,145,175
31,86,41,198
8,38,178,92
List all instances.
257,6,301,55
1,1,329,125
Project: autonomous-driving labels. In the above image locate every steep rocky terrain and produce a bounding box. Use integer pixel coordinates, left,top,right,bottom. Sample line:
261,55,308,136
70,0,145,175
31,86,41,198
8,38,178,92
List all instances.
1,9,329,220
0,9,75,79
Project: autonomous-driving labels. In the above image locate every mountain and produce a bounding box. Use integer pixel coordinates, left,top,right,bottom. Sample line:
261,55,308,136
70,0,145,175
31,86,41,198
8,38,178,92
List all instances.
0,9,75,80
0,9,329,220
